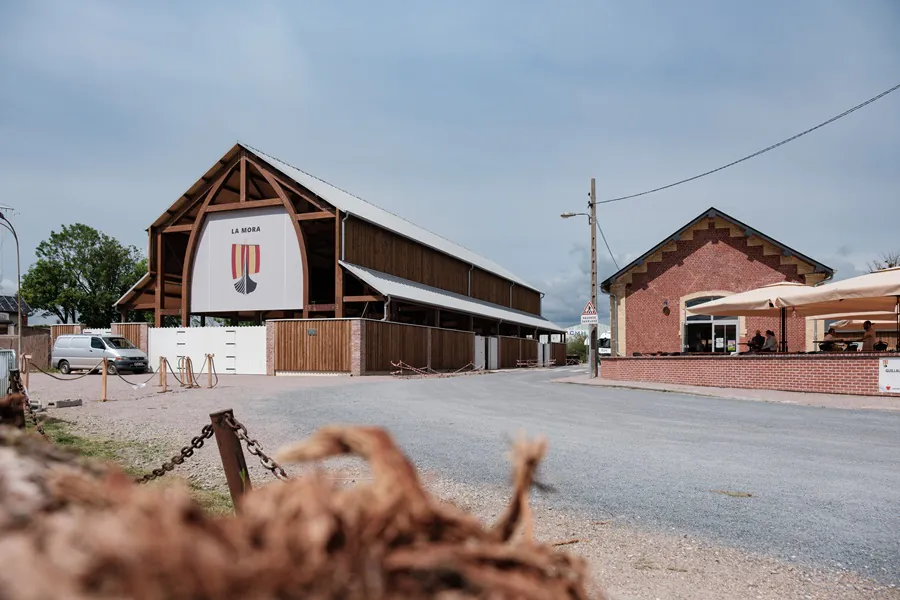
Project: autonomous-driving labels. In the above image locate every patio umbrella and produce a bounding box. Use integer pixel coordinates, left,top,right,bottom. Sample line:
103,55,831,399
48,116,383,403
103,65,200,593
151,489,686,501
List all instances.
686,282,810,351
775,267,900,350
829,319,897,331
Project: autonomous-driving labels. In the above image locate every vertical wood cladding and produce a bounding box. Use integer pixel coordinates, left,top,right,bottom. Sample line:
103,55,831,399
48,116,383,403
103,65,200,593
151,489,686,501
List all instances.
512,285,541,315
364,320,429,372
430,328,474,370
274,320,351,372
345,218,542,315
470,269,509,307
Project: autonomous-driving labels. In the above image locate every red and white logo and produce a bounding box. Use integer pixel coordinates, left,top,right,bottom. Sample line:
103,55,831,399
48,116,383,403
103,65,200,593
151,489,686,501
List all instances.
232,244,260,295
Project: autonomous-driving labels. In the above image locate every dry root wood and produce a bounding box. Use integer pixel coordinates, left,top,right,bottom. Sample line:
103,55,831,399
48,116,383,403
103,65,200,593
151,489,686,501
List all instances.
0,424,603,599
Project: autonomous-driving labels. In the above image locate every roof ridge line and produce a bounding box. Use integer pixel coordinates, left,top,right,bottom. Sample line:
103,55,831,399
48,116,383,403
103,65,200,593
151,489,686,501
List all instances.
239,142,539,292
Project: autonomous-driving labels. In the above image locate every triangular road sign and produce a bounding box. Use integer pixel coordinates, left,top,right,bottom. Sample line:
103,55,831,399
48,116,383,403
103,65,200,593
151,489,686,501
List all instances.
581,301,599,324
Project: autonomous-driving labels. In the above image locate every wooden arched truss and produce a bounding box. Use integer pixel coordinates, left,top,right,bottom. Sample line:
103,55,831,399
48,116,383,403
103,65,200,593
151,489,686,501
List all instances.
125,144,342,326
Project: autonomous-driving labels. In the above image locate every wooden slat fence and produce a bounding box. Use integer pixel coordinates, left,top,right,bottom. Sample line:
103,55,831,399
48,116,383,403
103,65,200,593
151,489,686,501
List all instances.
550,342,567,366
49,324,83,345
431,328,475,370
364,321,429,373
499,337,521,369
274,319,351,372
112,323,145,352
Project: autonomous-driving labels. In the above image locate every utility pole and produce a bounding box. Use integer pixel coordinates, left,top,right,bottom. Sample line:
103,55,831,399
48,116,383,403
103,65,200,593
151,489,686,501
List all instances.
589,178,598,379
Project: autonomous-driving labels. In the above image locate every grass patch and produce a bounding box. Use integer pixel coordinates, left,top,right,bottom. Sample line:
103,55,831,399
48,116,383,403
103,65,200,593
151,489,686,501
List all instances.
36,417,234,514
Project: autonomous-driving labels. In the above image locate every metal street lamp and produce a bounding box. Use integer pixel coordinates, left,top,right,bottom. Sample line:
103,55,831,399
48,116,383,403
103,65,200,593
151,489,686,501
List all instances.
560,178,598,378
0,212,21,364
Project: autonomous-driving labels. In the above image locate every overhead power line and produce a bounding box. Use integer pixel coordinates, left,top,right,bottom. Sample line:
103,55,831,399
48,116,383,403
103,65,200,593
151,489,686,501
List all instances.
596,221,619,270
598,82,900,205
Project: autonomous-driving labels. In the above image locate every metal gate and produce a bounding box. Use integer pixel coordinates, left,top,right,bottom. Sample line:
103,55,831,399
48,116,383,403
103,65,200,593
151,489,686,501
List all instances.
0,349,16,394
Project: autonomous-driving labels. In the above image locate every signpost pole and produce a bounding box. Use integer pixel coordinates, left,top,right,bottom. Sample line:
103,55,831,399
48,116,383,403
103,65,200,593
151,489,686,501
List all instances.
589,178,598,379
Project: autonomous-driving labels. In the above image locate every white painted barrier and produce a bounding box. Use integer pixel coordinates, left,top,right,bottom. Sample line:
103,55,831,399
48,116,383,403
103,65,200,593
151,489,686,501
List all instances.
487,337,499,370
474,335,487,369
148,326,266,375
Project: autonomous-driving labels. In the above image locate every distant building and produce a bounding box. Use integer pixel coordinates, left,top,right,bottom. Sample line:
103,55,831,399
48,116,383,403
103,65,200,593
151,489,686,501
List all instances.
0,295,29,334
600,208,833,356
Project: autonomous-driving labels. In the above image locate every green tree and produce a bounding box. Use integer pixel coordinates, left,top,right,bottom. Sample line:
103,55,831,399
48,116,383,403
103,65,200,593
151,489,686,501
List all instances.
22,224,145,327
566,333,587,362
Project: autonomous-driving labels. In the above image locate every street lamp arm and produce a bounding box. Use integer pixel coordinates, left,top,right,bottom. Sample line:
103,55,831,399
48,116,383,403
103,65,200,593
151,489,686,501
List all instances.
0,214,22,364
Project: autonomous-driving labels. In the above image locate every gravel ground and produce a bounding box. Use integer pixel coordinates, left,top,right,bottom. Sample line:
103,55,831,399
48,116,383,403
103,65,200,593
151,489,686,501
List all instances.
32,371,900,600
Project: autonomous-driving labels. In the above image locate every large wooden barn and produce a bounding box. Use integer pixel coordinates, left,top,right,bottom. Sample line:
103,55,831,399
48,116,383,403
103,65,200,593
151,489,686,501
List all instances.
115,143,564,374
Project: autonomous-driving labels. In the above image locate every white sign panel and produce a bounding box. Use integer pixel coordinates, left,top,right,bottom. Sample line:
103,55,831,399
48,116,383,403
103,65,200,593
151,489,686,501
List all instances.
878,358,900,394
191,206,304,313
580,301,599,325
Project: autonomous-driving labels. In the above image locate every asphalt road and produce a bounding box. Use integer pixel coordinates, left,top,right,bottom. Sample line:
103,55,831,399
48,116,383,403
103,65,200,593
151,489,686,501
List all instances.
258,368,900,582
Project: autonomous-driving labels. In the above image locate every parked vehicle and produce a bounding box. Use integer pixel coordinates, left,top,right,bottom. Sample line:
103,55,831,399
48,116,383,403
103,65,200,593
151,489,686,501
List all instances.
51,334,149,375
598,332,612,356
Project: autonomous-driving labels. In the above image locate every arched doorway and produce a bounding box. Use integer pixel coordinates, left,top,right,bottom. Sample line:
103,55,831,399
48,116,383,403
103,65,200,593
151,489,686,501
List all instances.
683,296,739,353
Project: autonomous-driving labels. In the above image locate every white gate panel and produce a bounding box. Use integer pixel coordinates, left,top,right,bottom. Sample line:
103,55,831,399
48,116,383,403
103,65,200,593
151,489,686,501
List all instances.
474,335,487,369
487,337,499,370
148,326,266,375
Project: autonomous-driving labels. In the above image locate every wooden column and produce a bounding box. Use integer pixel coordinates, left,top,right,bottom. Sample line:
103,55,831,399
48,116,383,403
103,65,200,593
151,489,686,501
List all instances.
239,156,247,203
334,210,344,317
154,231,164,327
435,309,441,329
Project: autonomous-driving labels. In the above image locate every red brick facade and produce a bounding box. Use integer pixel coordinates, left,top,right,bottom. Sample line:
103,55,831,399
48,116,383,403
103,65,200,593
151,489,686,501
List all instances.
600,354,900,397
613,217,821,355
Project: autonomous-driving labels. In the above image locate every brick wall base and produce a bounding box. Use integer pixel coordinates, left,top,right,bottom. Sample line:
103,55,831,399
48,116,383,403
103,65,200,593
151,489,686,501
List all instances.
600,354,900,397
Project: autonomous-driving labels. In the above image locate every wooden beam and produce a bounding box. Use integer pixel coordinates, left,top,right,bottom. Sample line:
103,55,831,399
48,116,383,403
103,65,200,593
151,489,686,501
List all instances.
334,210,343,318
296,211,334,221
306,303,336,312
240,157,247,203
166,153,243,227
343,295,382,303
154,232,164,327
159,308,181,316
163,223,194,234
181,162,237,326
204,198,283,213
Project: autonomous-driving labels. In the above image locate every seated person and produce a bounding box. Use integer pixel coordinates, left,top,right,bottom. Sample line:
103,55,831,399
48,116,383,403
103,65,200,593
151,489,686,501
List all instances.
760,330,778,352
749,329,765,352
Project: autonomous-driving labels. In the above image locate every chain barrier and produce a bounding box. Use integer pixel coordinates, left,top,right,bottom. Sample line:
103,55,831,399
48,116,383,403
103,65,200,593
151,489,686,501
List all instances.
223,413,289,480
162,357,190,387
8,370,47,438
114,369,158,389
28,360,105,381
23,395,47,438
133,423,214,484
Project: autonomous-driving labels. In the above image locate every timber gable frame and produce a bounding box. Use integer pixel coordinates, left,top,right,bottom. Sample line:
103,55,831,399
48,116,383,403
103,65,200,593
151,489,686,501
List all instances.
118,143,548,329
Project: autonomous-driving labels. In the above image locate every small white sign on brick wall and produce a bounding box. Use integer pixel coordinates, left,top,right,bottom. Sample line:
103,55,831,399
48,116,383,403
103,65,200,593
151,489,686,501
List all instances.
878,358,900,393
148,326,266,375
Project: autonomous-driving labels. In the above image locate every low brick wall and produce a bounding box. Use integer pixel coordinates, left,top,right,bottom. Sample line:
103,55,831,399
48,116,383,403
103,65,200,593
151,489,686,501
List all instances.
600,354,900,397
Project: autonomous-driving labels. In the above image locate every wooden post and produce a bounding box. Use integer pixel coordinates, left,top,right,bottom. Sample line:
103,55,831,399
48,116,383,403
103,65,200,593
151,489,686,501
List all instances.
22,355,30,390
101,358,108,402
209,409,252,509
155,231,164,328
158,357,168,393
207,353,214,388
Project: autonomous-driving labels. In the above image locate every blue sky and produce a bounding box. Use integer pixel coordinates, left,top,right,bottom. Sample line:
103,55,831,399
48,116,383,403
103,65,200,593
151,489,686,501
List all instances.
1,1,898,325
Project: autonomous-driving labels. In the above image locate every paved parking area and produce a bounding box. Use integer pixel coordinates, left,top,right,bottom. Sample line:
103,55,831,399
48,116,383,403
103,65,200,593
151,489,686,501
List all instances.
33,367,900,596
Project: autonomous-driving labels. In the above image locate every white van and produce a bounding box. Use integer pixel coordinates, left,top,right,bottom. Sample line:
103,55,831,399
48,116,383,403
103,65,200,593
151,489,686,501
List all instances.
52,334,149,375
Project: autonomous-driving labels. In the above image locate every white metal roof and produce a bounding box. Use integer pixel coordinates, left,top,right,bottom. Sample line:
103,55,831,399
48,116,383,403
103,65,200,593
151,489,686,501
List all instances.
340,261,564,332
242,143,539,292
113,273,150,306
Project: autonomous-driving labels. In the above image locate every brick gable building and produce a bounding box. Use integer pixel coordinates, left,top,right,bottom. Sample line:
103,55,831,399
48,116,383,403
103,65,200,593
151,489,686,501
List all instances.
601,208,833,356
